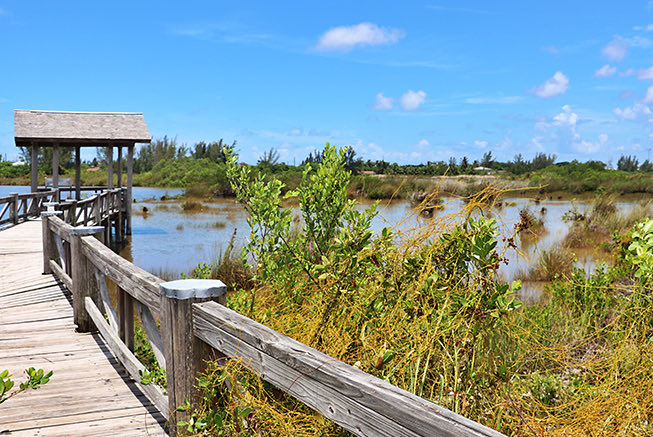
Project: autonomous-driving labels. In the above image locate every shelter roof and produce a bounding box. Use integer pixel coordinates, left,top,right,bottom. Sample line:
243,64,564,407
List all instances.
14,110,151,147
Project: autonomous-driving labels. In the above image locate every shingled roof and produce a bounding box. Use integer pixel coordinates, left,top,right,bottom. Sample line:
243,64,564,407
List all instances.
14,110,152,147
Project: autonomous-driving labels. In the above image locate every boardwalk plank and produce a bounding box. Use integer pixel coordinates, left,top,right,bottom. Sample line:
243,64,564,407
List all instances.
0,219,167,436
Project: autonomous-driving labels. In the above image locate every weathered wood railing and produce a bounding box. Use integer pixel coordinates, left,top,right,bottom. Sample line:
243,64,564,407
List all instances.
56,187,126,242
0,189,58,227
42,213,504,437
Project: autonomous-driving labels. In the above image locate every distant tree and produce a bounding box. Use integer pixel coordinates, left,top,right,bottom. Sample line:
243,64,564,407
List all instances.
481,151,495,168
639,159,653,173
531,152,556,170
19,145,74,172
511,153,527,174
302,150,324,165
191,139,235,163
617,155,639,172
258,148,280,166
343,146,363,173
460,156,471,174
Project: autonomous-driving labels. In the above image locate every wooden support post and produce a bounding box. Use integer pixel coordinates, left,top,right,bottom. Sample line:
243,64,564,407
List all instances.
117,288,135,351
70,226,105,332
52,144,59,202
75,146,81,200
10,193,18,225
105,193,111,244
126,144,133,235
70,200,77,226
30,144,38,193
40,211,62,274
117,146,123,188
94,195,101,227
107,146,113,190
160,279,227,430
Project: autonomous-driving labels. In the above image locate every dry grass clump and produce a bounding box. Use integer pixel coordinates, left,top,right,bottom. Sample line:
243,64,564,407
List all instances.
526,249,575,281
188,181,653,436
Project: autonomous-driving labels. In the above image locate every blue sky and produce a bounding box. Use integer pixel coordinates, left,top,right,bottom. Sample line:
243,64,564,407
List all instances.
1,1,653,165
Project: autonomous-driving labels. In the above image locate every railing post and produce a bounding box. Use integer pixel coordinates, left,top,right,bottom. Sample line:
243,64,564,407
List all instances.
94,195,101,226
41,210,62,274
160,279,227,431
10,193,18,225
70,200,77,226
117,287,134,351
70,226,104,332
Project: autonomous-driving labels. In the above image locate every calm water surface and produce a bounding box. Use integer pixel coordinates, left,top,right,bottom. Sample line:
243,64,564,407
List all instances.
3,185,643,303
120,193,645,303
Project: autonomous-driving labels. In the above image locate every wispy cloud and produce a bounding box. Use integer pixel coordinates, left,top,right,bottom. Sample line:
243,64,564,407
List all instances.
601,37,628,61
638,66,653,79
426,5,496,14
314,23,404,52
594,64,617,78
170,21,299,52
465,95,523,104
531,72,569,98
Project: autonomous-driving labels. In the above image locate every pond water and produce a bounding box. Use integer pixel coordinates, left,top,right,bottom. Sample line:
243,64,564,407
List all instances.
119,192,648,303
3,184,646,303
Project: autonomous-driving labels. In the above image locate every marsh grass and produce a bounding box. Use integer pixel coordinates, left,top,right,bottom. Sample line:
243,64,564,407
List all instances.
525,248,575,281
183,154,653,436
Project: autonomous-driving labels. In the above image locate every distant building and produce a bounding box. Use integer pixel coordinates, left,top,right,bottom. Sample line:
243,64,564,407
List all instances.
12,160,26,166
473,166,493,174
361,170,376,175
86,167,101,172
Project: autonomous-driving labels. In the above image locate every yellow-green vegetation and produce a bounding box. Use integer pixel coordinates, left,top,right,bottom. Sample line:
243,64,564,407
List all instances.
169,145,653,436
563,195,652,250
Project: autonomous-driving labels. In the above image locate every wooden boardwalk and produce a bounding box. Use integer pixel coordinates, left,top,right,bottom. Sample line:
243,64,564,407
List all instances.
0,219,167,436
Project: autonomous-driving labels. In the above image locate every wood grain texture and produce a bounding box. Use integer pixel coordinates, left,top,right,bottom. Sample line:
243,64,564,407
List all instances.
85,297,169,418
0,219,167,436
135,299,166,369
193,301,505,437
49,259,73,291
93,265,119,332
81,235,162,314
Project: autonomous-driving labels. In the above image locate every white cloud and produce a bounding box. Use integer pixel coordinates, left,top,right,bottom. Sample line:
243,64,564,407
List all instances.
399,90,426,110
542,45,559,55
638,67,653,79
647,24,653,31
575,139,600,154
474,140,488,148
613,103,653,121
532,71,569,98
289,128,301,136
601,37,628,61
373,93,394,110
314,22,404,52
594,64,617,78
417,139,430,149
643,86,653,104
598,133,609,144
553,104,578,127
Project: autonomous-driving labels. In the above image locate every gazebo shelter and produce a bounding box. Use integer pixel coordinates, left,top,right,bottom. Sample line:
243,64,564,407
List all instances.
14,109,152,233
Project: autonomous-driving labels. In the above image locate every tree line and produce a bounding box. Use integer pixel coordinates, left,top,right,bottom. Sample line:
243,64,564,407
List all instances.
7,139,653,176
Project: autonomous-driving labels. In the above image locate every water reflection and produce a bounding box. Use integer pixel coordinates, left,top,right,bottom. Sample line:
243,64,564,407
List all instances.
121,193,633,284
5,183,629,304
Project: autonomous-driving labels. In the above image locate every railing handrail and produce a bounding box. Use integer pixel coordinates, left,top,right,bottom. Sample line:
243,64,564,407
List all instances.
0,189,58,227
40,213,504,437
